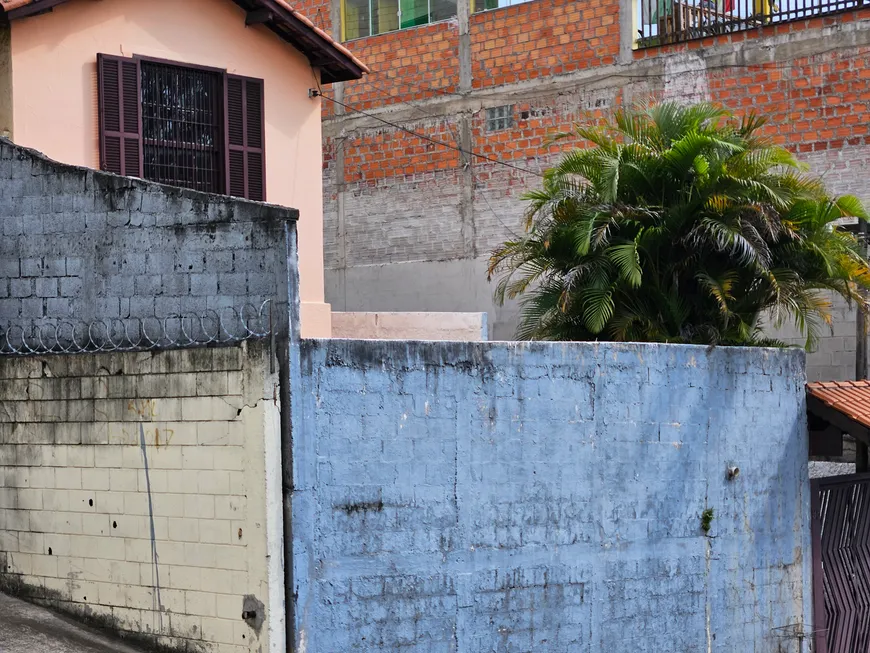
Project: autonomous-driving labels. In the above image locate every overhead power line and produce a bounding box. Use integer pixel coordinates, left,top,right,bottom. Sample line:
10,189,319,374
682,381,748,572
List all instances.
319,76,526,238
313,90,547,177
316,43,870,179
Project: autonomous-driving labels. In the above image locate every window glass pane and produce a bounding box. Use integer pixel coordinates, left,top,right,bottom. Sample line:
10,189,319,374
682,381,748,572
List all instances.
372,0,399,34
486,105,513,131
430,0,457,21
343,0,371,39
473,0,529,11
400,0,429,28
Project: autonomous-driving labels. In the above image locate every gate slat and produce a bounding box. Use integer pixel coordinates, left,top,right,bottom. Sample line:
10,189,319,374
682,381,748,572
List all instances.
813,472,870,653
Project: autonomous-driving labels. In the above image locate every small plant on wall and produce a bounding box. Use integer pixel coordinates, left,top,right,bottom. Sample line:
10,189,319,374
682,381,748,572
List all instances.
488,102,870,346
701,508,715,535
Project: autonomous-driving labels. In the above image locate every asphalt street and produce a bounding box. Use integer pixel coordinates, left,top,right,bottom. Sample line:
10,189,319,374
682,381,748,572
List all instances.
0,592,147,653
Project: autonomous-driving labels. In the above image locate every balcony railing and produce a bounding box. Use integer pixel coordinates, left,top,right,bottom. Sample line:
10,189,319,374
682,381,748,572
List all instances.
636,0,865,47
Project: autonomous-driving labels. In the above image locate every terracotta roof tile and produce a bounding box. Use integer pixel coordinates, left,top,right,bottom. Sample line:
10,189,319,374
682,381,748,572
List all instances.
270,0,369,75
0,0,32,10
807,380,870,429
0,0,368,82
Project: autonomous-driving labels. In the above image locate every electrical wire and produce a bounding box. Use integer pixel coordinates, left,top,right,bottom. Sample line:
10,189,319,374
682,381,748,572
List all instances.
314,41,870,239
318,42,870,180
315,91,547,177
328,74,527,238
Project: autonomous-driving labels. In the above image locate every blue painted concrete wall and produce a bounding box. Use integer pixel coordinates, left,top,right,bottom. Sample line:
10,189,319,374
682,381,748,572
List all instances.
292,340,812,652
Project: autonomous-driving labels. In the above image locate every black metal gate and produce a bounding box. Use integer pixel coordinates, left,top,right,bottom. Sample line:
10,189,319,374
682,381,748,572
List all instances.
811,472,870,653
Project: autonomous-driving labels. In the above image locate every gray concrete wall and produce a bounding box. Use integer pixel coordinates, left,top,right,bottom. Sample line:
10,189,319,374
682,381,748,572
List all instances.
291,339,812,652
0,139,297,343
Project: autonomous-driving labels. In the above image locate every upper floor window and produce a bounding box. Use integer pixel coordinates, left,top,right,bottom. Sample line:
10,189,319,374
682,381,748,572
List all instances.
96,54,265,201
636,0,861,47
472,0,534,11
342,0,457,39
341,0,534,39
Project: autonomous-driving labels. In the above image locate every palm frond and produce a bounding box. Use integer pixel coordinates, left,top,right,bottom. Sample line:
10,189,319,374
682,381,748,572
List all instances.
490,101,870,349
606,242,643,288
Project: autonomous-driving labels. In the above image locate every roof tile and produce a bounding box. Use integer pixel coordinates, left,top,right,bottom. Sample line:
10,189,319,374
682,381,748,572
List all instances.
807,381,870,429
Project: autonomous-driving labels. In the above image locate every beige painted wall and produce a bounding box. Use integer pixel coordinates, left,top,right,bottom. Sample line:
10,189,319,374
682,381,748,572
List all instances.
0,343,284,653
331,311,488,341
7,0,330,336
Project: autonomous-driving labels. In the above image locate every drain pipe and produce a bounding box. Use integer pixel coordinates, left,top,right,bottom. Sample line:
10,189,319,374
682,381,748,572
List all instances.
279,220,302,651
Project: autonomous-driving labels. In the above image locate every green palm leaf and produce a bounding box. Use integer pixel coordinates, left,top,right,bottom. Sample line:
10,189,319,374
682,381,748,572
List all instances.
606,243,643,288
490,101,870,348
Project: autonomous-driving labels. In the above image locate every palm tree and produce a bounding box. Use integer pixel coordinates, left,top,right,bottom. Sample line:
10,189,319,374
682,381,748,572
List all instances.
488,102,870,347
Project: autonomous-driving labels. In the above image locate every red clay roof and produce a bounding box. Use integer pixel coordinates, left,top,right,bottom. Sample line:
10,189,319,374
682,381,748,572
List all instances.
0,0,368,83
807,380,870,429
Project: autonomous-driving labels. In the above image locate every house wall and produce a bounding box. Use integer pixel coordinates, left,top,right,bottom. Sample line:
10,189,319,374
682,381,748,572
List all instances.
291,339,812,652
0,343,285,653
0,139,294,343
309,0,870,366
7,0,331,336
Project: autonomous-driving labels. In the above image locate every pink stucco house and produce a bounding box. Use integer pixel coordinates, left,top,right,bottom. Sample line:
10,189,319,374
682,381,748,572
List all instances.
0,0,367,337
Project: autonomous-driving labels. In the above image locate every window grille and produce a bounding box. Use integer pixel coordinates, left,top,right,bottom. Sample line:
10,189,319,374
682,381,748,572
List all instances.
141,61,224,194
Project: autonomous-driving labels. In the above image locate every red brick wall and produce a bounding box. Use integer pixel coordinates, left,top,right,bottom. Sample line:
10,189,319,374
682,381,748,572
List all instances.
339,22,460,110
636,11,870,155
328,0,621,109
323,7,870,193
709,47,870,153
472,93,622,167
341,119,461,184
469,0,620,88
310,0,870,270
303,0,335,35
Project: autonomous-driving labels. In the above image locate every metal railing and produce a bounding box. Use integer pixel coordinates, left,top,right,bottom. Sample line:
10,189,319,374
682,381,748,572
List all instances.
636,0,865,47
0,300,274,356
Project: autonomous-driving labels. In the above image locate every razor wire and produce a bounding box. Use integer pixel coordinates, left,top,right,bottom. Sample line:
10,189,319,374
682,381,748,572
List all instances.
0,299,274,355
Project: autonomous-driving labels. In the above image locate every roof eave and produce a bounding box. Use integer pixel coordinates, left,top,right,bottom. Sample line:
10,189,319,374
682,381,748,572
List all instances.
1,0,368,83
249,0,368,83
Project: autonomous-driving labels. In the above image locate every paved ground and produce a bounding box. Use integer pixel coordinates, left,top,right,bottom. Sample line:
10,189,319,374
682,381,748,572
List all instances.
0,592,146,653
809,461,856,478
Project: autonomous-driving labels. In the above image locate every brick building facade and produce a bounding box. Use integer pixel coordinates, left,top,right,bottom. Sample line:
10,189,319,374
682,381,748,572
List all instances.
302,0,870,379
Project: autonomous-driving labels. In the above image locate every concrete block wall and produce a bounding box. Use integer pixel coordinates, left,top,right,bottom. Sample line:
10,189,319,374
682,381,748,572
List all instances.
314,0,870,357
0,139,295,331
0,343,285,653
763,291,863,382
292,339,812,652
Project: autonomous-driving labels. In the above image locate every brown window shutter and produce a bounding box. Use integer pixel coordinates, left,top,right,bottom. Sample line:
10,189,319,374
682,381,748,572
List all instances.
97,54,143,177
225,75,265,201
